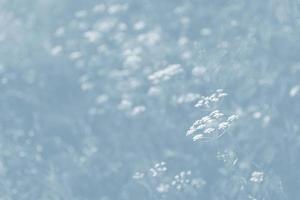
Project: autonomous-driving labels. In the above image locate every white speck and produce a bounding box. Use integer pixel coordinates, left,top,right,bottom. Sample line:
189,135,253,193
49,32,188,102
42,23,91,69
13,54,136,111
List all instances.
94,20,115,32
137,31,160,46
228,114,239,122
133,21,146,31
133,172,144,179
84,31,100,42
69,51,82,60
156,183,169,193
80,82,94,91
130,106,146,116
289,85,300,97
148,64,183,84
200,28,211,36
253,112,262,119
118,99,132,110
250,171,264,183
263,115,271,126
51,46,63,56
178,37,189,46
192,134,203,141
192,66,206,77
107,4,128,14
218,122,229,130
186,129,195,136
233,158,238,166
204,128,215,134
149,168,158,177
191,178,206,188
148,86,161,96
54,27,64,37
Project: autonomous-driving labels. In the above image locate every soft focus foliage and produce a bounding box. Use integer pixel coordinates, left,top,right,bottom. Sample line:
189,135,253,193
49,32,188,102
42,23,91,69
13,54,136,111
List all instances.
0,0,300,199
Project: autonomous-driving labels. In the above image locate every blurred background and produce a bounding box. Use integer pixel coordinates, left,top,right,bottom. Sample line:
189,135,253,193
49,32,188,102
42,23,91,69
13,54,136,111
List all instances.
0,0,300,199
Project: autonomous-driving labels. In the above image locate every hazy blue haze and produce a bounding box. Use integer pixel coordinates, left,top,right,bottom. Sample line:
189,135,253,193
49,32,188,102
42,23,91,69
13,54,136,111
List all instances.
0,0,300,199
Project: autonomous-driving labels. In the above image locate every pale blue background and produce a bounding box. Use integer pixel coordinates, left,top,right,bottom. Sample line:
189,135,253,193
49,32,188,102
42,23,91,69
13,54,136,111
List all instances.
0,0,299,199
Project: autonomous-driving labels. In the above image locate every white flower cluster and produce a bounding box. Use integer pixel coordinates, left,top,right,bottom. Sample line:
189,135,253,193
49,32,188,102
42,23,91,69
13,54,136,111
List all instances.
149,162,168,177
171,170,192,190
250,171,264,183
216,149,238,166
132,171,145,180
173,89,227,106
156,183,170,193
117,97,146,116
137,30,161,46
78,75,94,91
194,89,227,108
148,64,183,84
91,3,128,16
186,110,238,142
156,170,206,192
173,93,201,105
171,171,205,190
133,161,167,180
133,162,205,194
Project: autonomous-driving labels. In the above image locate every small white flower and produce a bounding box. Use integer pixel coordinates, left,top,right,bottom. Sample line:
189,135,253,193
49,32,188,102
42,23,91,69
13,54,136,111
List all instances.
204,128,215,134
289,85,300,97
250,171,264,183
193,134,203,141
